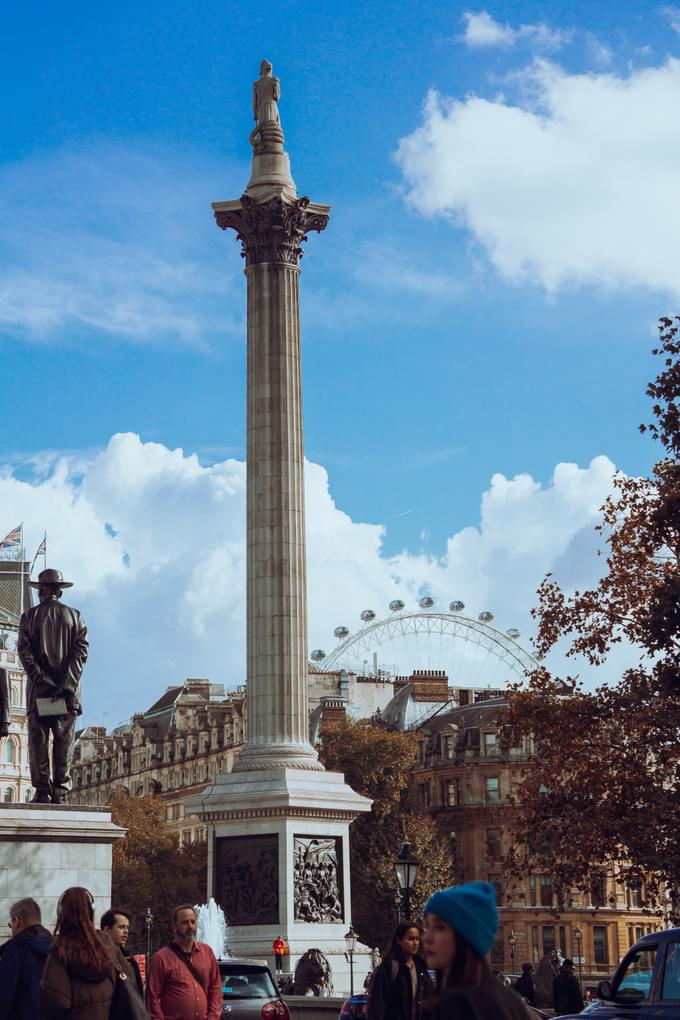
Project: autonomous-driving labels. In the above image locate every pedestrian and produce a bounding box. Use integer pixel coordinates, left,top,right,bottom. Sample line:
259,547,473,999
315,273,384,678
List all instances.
38,886,133,1020
367,922,432,1020
101,908,144,993
553,959,583,1015
0,897,52,1020
146,904,222,1020
18,568,88,804
514,963,536,1005
422,881,532,1019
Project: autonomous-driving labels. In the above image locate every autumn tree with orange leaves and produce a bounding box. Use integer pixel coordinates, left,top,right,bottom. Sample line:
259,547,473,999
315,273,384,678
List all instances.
504,317,680,916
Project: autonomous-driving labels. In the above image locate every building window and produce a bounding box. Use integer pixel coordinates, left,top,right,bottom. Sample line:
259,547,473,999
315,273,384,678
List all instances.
24,789,32,803
488,873,503,903
591,872,606,908
531,926,540,963
4,739,15,764
530,874,536,907
593,926,609,966
3,787,14,803
483,732,497,755
628,883,643,909
485,776,500,802
486,828,502,857
542,926,555,956
491,927,505,965
540,876,553,908
10,684,18,706
447,780,459,806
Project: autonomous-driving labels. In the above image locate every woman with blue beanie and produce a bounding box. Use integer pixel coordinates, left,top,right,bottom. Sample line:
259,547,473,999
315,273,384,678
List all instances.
367,922,433,1020
422,882,531,1019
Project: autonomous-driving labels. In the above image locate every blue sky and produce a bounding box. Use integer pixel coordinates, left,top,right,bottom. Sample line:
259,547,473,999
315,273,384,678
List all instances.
1,1,678,723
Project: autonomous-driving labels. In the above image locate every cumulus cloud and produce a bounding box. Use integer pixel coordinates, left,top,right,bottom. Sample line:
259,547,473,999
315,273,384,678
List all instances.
461,11,568,50
0,145,244,347
0,434,624,725
395,58,680,295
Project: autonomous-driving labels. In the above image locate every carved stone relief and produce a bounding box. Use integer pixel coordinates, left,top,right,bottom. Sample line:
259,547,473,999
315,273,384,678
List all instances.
215,833,279,925
293,835,343,923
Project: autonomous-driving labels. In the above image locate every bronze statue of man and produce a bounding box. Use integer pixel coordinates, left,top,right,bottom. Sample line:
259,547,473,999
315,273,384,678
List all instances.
18,568,88,804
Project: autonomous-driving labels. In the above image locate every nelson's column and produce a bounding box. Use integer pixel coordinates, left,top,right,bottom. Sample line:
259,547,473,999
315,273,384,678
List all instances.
188,63,371,981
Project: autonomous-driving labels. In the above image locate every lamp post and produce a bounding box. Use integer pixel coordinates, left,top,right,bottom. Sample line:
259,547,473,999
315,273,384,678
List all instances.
344,926,357,996
509,929,517,974
574,925,584,1000
145,907,154,975
394,841,420,921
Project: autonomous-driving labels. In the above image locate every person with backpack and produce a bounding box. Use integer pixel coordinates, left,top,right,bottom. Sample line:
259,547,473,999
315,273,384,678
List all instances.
367,922,432,1020
146,904,222,1020
0,897,52,1020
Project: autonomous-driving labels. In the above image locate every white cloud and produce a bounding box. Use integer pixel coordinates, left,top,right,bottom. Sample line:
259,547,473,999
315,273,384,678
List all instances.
0,434,623,725
461,11,568,50
395,58,680,295
661,5,680,34
0,145,244,347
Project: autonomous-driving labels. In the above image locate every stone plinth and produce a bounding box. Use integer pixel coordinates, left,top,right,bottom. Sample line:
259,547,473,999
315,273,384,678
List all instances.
0,803,125,939
188,768,371,991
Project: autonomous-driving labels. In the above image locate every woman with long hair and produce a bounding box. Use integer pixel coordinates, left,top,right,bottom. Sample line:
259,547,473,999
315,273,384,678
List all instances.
38,887,134,1020
422,882,531,1020
367,921,432,1020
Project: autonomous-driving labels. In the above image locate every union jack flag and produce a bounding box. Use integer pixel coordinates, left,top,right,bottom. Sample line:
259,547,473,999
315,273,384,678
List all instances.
30,535,47,572
0,524,22,551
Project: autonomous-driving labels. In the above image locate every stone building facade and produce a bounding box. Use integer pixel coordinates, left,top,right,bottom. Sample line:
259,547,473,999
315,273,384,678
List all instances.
408,685,662,988
71,669,395,845
0,561,34,804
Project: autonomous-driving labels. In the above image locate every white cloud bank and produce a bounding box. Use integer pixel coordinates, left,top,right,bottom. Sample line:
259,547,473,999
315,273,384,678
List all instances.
396,58,680,295
0,434,621,726
461,11,568,50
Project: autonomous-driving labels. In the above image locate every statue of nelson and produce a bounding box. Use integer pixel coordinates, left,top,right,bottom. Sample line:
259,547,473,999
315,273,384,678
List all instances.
18,568,88,804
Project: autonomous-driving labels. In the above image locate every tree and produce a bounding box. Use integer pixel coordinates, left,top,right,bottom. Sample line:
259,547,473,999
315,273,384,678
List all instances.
319,717,457,949
504,317,680,914
111,791,207,953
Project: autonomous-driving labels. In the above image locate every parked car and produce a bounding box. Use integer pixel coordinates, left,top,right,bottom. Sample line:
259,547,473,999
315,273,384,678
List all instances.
219,958,290,1019
558,927,680,1017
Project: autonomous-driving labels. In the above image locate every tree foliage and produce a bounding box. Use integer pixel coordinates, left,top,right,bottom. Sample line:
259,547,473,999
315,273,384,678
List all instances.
319,717,457,949
505,317,680,913
111,791,207,953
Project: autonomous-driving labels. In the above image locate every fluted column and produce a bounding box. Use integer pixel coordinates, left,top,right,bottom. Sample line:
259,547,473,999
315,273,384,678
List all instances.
214,189,329,771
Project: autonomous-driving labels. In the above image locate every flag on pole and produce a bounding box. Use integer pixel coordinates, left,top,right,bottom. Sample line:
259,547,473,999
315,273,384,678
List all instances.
0,524,22,551
30,535,47,574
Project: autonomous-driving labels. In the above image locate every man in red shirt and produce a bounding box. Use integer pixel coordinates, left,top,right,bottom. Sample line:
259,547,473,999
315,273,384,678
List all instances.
147,904,222,1020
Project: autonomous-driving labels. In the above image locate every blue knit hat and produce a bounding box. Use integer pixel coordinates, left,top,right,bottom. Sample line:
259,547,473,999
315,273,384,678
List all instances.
424,881,499,959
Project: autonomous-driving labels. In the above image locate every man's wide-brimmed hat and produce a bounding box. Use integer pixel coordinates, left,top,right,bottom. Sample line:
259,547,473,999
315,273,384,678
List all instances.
28,568,73,589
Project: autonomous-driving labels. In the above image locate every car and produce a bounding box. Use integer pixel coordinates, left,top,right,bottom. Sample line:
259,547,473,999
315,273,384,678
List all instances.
558,927,680,1017
218,958,290,1019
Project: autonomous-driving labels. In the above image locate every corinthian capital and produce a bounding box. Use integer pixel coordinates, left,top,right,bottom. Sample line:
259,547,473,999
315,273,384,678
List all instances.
213,194,330,267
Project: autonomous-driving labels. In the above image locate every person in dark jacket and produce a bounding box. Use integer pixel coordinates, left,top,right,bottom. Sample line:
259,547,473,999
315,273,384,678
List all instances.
514,963,536,1005
423,882,531,1020
553,959,583,1015
367,922,432,1020
100,908,144,993
0,897,52,1020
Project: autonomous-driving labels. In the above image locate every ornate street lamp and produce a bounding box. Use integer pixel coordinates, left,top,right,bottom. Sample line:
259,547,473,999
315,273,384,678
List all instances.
574,925,584,999
394,841,420,921
344,925,358,996
509,929,517,974
145,907,154,974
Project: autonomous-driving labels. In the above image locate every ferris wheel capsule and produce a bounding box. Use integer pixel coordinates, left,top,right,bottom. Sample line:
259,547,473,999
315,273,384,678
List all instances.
360,609,376,622
478,611,494,622
334,626,349,640
389,599,405,612
506,628,520,639
419,596,434,609
310,649,326,662
449,600,465,612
